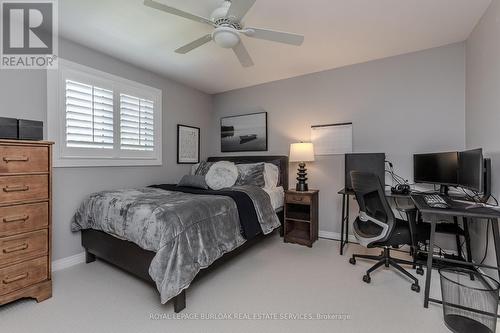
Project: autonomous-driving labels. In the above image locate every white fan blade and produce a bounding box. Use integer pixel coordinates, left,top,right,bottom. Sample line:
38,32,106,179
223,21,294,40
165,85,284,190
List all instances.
243,28,304,46
175,35,212,54
144,0,214,26
226,0,256,21
233,42,254,67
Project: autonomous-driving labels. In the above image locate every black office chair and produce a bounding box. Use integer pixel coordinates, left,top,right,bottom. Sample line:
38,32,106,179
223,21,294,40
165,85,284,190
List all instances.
348,171,429,292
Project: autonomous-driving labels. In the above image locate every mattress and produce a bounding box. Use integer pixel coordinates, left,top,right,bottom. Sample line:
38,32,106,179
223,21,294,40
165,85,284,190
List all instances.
263,186,285,211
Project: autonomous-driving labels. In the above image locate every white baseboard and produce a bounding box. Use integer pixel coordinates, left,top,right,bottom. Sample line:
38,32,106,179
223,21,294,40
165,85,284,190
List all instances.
52,252,86,272
319,230,358,243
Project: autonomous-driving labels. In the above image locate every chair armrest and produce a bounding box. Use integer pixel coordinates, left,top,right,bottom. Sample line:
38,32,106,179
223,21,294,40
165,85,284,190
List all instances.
396,206,417,213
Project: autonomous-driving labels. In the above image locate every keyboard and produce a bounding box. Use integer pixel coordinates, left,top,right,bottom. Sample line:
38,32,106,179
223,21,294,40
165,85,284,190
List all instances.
423,194,450,209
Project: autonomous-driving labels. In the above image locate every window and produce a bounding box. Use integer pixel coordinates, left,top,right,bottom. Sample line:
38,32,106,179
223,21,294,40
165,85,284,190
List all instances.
48,59,162,167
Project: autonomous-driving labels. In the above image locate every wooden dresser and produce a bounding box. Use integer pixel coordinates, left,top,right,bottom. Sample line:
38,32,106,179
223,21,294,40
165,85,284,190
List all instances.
0,140,53,305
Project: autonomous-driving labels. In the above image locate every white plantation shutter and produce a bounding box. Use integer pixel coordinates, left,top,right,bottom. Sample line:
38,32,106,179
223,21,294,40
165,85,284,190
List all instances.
49,60,162,167
65,80,114,149
120,94,155,151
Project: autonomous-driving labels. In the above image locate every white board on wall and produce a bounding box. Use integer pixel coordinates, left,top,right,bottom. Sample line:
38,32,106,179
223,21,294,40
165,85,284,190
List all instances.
311,123,353,155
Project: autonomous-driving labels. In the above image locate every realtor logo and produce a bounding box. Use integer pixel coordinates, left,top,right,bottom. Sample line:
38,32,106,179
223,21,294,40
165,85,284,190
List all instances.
1,0,58,69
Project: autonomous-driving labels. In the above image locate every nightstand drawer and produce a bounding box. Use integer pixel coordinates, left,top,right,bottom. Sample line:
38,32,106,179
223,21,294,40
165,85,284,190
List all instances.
0,257,47,296
0,230,48,266
0,146,48,174
286,194,311,205
0,202,48,237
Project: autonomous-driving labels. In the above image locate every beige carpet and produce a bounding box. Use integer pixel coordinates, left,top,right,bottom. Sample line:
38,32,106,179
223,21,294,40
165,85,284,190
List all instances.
0,234,451,333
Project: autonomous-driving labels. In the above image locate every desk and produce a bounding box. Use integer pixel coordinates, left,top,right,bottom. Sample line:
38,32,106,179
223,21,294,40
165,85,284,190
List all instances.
411,195,500,308
337,188,410,255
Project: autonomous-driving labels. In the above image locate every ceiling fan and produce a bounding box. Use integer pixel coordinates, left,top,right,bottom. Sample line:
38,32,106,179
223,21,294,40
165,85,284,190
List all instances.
143,0,305,67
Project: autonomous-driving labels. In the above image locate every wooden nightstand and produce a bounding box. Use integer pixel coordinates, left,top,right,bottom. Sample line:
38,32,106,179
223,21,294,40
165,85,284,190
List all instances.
284,190,319,247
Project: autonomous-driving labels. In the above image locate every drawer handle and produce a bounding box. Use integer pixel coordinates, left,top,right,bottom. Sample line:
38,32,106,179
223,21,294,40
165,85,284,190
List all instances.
3,243,28,254
3,215,29,223
3,185,30,193
293,196,303,201
3,273,29,284
3,156,29,163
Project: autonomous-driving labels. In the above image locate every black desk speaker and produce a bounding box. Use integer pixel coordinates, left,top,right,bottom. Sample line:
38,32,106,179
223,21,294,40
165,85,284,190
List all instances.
0,117,18,139
18,119,43,140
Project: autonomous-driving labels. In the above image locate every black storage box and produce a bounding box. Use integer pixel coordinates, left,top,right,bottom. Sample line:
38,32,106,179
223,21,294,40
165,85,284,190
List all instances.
0,117,18,139
18,119,43,141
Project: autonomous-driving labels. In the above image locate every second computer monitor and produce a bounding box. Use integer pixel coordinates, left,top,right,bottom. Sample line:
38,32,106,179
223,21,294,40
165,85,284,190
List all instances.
458,148,483,192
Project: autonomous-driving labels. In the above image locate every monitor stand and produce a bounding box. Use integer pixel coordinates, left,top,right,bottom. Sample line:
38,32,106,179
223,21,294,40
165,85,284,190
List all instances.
439,185,449,197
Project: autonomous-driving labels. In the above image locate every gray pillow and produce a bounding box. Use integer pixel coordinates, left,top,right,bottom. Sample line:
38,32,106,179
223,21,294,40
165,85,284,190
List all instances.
177,175,209,189
194,161,214,176
235,163,266,187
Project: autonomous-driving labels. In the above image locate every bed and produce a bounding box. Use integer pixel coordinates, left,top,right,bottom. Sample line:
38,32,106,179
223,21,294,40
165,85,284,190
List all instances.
73,156,288,312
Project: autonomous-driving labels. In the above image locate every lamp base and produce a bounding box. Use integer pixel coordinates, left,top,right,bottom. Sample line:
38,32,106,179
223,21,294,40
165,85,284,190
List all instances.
296,182,309,192
295,162,309,192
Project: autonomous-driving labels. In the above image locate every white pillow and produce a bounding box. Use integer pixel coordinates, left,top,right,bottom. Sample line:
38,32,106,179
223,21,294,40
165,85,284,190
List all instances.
264,163,280,188
205,161,238,190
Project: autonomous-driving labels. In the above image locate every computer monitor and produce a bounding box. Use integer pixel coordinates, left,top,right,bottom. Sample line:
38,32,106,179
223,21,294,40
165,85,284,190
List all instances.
345,153,386,190
413,152,459,191
458,148,483,192
483,158,491,200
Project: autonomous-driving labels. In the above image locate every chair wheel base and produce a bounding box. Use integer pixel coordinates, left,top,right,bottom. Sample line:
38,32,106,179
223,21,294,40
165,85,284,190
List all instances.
349,258,356,265
416,267,424,275
362,275,371,284
411,283,420,293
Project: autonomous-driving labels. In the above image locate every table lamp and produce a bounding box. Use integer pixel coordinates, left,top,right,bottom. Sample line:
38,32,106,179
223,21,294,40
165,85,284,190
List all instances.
289,142,315,191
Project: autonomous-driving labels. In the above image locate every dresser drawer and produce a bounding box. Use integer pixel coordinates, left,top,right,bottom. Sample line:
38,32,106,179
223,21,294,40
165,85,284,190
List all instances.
0,175,48,203
0,146,48,174
0,202,48,237
0,257,47,296
286,194,311,205
0,230,48,266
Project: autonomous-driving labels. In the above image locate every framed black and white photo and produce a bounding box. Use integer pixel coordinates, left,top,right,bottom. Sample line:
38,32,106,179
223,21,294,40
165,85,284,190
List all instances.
220,112,268,152
177,125,200,164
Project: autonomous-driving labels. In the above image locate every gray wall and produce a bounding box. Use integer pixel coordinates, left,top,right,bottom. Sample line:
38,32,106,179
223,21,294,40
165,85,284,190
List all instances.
466,0,500,278
0,38,213,260
210,43,466,239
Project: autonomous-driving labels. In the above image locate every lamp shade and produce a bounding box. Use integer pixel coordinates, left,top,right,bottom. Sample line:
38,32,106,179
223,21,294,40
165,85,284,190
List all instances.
289,142,315,162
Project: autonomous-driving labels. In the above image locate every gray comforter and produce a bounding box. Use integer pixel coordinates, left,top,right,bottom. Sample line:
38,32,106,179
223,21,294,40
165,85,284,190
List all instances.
71,186,280,303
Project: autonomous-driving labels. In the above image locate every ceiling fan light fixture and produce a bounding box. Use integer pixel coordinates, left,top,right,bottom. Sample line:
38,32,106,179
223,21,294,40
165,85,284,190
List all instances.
212,27,240,49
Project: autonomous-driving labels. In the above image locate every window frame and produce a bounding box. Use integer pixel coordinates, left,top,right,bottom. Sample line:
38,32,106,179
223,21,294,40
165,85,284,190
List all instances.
47,59,162,167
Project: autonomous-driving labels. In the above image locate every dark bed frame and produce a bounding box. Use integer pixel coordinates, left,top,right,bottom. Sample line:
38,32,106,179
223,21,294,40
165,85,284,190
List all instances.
81,156,288,312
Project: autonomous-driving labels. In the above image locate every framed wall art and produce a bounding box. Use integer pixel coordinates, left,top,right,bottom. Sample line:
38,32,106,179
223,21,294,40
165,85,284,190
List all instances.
177,124,200,164
220,112,268,152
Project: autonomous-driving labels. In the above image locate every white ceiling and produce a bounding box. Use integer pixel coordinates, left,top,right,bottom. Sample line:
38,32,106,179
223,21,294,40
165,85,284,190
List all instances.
59,0,491,94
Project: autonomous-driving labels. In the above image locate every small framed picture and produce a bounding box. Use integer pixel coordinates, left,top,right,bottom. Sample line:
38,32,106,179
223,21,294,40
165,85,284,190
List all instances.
177,125,200,164
220,112,268,152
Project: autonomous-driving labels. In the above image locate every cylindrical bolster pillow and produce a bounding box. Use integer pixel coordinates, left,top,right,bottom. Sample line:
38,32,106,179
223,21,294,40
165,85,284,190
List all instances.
205,161,238,190
177,175,209,189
